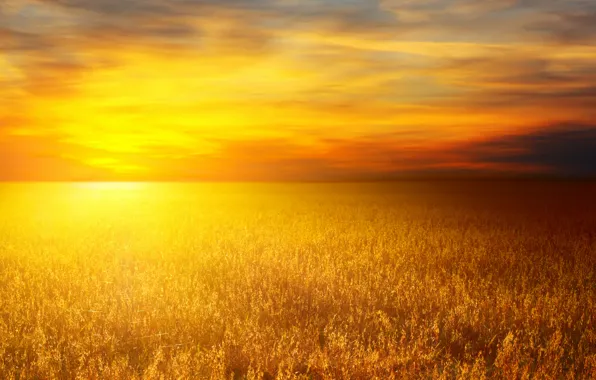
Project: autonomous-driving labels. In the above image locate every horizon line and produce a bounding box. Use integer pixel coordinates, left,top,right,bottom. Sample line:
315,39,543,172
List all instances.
2,177,596,184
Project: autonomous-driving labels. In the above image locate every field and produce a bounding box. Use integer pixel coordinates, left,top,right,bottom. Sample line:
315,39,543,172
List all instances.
0,181,595,379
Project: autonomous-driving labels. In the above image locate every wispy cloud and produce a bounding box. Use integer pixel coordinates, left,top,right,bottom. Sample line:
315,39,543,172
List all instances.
1,0,595,180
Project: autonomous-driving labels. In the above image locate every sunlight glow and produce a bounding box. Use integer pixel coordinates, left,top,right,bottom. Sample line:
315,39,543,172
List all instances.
75,182,148,191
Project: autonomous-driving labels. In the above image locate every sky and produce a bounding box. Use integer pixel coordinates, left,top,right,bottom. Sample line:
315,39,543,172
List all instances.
1,0,596,181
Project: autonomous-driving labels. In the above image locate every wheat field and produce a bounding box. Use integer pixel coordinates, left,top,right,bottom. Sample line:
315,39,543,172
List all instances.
0,182,594,379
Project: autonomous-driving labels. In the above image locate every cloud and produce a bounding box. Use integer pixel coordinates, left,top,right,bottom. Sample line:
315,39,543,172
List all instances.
190,123,596,180
527,8,596,45
2,120,595,180
2,0,596,180
0,133,114,181
463,123,596,177
0,27,52,52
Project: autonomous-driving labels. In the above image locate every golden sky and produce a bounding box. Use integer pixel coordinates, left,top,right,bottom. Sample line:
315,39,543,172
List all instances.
1,0,596,180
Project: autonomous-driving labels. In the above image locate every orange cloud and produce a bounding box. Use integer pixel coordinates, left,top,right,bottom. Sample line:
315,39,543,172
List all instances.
1,0,596,180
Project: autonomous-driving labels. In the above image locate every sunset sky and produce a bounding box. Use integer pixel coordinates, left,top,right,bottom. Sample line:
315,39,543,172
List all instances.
1,0,595,180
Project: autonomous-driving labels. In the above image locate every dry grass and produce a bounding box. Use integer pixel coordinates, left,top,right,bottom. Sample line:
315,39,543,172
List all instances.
0,182,595,379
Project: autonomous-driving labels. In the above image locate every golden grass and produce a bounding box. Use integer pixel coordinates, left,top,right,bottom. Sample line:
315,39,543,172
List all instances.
0,182,594,379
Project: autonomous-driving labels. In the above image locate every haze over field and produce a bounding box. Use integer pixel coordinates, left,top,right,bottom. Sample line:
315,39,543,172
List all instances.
2,0,596,180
